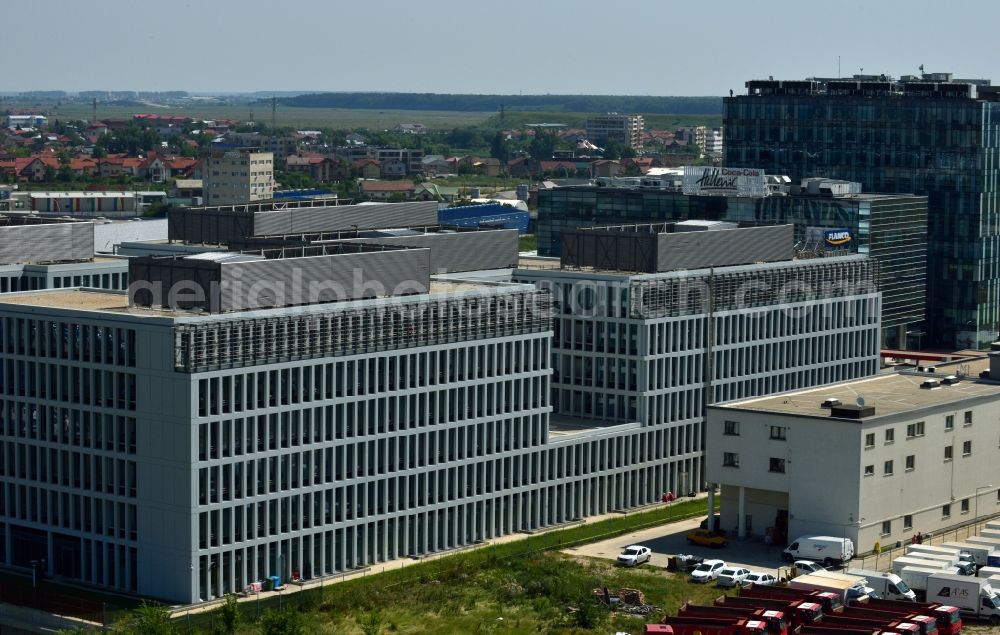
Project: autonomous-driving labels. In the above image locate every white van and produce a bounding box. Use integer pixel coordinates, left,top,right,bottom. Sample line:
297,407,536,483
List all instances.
847,568,917,601
782,536,855,566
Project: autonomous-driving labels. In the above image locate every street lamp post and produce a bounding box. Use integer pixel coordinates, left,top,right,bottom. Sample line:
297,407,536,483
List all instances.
975,485,994,535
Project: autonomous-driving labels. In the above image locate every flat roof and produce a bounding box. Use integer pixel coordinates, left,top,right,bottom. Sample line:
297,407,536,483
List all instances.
718,357,999,420
0,280,515,317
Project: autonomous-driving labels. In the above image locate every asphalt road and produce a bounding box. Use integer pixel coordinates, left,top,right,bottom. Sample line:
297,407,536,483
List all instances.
564,515,791,578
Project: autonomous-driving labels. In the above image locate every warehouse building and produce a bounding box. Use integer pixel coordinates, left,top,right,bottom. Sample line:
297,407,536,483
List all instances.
706,354,1000,551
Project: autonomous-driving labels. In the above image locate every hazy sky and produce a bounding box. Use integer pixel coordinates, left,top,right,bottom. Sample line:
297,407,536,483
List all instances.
13,0,1000,95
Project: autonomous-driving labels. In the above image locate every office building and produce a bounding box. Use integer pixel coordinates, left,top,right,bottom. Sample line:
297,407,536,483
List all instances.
0,216,129,293
586,113,644,150
203,148,274,205
707,354,1000,550
724,73,1000,348
536,180,926,346
515,224,881,491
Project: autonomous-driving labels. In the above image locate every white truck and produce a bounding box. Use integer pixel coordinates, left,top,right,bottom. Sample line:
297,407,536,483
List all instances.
782,535,854,567
904,546,976,575
897,565,960,600
965,535,1000,557
941,540,1000,567
925,572,1000,626
977,528,1000,540
978,566,1000,579
984,520,1000,532
789,571,868,605
847,568,917,601
805,569,875,602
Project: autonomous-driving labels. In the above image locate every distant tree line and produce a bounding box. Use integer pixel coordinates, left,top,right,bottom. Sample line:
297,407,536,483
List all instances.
275,93,723,114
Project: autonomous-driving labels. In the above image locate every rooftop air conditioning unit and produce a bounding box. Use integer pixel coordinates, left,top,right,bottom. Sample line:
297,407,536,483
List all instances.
821,398,842,408
920,379,940,389
941,375,961,385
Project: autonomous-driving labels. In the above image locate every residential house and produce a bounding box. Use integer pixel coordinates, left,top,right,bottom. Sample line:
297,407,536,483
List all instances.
69,157,100,178
353,159,381,180
415,182,459,202
472,158,501,177
381,159,408,180
286,155,342,182
591,159,623,178
421,155,450,176
507,157,535,178
360,180,415,201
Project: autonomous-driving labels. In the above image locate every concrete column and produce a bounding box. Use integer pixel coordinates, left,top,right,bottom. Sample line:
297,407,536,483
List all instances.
737,486,746,538
706,485,715,526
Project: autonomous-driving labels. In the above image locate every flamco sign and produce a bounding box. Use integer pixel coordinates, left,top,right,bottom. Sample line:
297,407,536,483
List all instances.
682,166,767,197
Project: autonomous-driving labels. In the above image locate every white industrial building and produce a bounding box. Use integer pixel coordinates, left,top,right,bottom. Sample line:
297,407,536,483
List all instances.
706,354,1000,553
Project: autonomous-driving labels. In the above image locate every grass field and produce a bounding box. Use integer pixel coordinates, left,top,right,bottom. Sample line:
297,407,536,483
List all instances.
35,101,721,132
41,103,492,130
159,498,718,634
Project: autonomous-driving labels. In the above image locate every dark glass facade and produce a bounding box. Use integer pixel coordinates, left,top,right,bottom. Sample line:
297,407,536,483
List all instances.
536,186,927,346
724,80,1000,347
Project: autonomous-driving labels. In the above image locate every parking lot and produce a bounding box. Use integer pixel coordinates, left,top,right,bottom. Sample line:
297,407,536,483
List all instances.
564,515,802,579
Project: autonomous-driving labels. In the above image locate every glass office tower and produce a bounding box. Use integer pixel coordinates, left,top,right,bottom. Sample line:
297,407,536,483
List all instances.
724,75,1000,347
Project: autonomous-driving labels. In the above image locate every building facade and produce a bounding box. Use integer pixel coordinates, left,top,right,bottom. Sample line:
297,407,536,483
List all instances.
203,149,274,206
586,114,644,150
536,183,926,346
724,74,1000,348
514,244,882,496
706,355,1000,552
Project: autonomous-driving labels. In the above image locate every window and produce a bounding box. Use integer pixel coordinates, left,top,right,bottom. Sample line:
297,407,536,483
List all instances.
963,440,972,456
945,415,955,430
944,445,953,460
770,426,787,441
865,433,875,449
864,464,875,476
769,458,786,473
942,504,951,518
884,460,894,476
905,455,915,471
885,428,895,443
881,520,892,535
724,420,740,436
964,410,973,426
903,514,913,531
723,452,740,468
961,499,970,514
906,421,925,438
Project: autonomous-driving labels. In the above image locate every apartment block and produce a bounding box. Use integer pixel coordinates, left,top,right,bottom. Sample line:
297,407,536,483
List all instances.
203,148,274,205
586,113,644,150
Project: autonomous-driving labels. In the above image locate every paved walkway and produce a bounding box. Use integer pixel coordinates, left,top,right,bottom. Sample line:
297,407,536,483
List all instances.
171,495,710,617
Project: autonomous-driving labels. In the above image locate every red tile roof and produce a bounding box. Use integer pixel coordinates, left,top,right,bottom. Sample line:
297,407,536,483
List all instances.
360,180,415,193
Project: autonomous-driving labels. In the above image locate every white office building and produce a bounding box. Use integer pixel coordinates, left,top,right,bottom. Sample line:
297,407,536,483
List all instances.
706,354,1000,552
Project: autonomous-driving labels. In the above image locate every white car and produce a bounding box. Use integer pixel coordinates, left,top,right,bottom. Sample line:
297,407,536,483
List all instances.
716,566,751,587
690,559,726,583
794,560,825,574
617,545,652,567
745,571,778,586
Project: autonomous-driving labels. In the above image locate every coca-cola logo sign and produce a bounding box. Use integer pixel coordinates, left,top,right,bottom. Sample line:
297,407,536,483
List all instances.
682,166,767,197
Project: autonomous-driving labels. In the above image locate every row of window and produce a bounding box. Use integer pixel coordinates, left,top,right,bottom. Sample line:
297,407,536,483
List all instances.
0,361,137,411
865,441,975,476
1,404,136,453
1,484,137,540
0,318,136,366
198,380,548,458
880,493,1000,536
723,421,786,440
196,340,546,416
722,453,787,473
0,444,137,497
864,412,974,448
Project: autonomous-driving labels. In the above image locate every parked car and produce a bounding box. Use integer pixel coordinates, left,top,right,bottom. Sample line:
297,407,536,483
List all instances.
617,545,652,567
687,529,729,548
690,559,726,583
745,571,778,586
794,560,825,574
717,567,751,587
667,554,703,572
